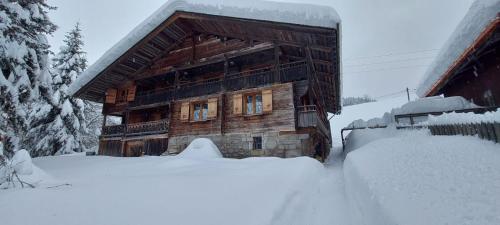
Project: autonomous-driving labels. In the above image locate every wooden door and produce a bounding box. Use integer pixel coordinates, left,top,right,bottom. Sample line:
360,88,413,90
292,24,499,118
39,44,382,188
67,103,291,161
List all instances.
125,141,144,157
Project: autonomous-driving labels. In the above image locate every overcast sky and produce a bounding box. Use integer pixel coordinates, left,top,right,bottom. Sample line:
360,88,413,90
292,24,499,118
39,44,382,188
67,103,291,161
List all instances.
47,0,475,98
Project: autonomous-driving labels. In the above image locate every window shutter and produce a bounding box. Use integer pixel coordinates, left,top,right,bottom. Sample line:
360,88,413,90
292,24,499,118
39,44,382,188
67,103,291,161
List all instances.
233,94,243,115
180,102,190,121
208,98,218,119
105,89,117,104
127,85,137,102
262,90,273,113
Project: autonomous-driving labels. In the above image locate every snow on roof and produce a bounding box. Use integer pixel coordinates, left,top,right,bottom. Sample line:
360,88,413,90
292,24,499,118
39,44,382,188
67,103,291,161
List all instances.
68,0,341,96
416,0,500,97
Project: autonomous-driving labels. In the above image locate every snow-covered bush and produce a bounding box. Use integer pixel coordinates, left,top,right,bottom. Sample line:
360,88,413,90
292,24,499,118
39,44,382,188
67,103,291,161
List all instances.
0,149,36,189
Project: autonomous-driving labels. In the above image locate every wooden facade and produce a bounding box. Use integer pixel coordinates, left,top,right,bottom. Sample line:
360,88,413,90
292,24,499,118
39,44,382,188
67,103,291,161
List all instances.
425,15,500,107
73,10,341,161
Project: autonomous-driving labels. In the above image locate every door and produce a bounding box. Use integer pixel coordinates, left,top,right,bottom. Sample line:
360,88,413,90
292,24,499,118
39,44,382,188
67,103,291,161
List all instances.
125,141,144,157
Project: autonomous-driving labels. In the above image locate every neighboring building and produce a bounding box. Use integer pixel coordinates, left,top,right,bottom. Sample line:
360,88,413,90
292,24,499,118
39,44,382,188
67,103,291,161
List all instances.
70,0,342,161
417,0,499,107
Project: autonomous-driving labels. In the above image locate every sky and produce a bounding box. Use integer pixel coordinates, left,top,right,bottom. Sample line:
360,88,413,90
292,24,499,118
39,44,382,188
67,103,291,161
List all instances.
46,0,475,98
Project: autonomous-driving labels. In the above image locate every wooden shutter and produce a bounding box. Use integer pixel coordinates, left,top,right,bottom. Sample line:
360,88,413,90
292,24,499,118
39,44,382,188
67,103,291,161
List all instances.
127,85,137,102
233,94,243,115
208,98,218,119
180,102,190,122
105,89,117,104
262,90,273,113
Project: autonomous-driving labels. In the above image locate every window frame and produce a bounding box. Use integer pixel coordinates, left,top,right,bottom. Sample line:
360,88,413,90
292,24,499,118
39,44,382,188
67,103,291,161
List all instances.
244,92,264,116
190,101,210,122
253,136,263,150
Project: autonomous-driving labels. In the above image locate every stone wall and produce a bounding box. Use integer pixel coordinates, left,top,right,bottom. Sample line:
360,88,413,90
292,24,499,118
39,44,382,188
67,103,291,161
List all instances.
166,131,314,159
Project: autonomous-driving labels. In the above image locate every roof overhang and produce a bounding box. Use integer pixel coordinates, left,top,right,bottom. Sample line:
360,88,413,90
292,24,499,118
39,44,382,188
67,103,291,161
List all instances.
71,0,341,113
424,16,499,97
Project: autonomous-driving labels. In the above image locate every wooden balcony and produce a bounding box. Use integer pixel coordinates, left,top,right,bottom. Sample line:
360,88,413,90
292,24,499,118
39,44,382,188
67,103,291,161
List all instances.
297,105,330,136
119,61,309,110
101,119,169,138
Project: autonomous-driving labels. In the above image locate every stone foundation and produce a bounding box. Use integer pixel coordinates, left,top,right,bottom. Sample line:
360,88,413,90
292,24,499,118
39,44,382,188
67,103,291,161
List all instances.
166,132,314,159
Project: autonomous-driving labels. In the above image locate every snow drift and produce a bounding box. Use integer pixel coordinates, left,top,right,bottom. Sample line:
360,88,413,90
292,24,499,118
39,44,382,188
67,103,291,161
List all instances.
176,138,223,159
344,132,500,225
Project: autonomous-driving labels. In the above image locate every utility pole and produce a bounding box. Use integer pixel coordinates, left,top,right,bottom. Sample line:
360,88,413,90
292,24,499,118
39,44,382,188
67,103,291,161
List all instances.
406,87,411,102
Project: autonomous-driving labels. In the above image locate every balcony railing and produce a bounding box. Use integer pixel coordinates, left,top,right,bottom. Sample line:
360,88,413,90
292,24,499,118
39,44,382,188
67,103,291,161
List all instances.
297,105,330,136
123,61,308,108
101,119,169,137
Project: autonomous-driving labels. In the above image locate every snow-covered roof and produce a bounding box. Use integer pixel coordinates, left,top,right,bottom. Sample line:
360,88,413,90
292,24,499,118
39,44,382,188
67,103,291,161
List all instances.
68,0,341,96
416,0,500,97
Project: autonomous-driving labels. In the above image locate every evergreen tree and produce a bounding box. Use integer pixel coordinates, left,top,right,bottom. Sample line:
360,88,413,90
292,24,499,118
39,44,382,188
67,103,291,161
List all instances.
0,0,57,158
28,23,89,156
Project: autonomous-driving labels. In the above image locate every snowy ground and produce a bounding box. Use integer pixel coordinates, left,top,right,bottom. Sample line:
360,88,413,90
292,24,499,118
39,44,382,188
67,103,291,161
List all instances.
0,152,350,225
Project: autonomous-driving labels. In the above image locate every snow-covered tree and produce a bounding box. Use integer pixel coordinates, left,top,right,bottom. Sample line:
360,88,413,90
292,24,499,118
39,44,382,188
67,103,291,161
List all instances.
0,0,57,158
28,23,90,156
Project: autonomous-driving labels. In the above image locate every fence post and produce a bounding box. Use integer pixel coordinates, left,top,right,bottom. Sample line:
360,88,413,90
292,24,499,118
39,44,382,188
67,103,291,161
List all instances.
494,123,500,143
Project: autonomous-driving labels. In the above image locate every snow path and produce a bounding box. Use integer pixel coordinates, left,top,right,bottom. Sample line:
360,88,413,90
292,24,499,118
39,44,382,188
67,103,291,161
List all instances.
318,148,352,225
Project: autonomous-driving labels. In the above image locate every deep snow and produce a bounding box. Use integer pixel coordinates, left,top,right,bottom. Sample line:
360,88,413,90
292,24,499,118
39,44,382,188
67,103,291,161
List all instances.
344,131,500,225
0,151,349,225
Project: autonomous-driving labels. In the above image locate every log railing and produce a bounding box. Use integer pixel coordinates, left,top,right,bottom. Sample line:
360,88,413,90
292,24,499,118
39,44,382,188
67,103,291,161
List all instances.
297,105,330,136
101,119,169,137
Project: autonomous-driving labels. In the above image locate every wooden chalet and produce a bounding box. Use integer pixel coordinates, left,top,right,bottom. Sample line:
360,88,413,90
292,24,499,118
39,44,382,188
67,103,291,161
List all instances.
71,0,341,160
418,3,499,107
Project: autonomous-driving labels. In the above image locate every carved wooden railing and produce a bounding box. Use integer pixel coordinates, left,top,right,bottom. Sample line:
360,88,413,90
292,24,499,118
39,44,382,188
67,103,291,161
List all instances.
102,124,126,137
101,120,169,137
128,61,308,108
126,119,169,136
297,105,330,136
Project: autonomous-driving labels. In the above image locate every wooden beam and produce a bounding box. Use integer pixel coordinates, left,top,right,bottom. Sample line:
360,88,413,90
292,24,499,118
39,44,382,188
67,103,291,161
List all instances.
137,42,275,79
74,12,187,98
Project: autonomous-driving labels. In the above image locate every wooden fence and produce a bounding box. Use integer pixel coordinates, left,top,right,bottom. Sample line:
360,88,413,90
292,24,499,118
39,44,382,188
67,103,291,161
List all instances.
428,122,500,143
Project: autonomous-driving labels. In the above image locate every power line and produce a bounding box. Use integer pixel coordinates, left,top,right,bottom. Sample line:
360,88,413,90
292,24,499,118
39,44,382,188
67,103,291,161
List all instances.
344,48,439,61
343,64,428,75
344,56,435,68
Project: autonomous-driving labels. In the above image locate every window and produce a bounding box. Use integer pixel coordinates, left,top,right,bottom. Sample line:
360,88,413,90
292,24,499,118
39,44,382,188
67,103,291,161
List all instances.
253,137,263,150
192,102,209,122
245,93,263,115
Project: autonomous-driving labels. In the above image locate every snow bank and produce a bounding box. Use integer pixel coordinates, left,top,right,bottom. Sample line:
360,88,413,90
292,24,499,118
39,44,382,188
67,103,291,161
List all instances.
346,96,478,128
427,110,500,125
417,0,500,96
176,138,223,159
69,0,340,96
344,132,500,225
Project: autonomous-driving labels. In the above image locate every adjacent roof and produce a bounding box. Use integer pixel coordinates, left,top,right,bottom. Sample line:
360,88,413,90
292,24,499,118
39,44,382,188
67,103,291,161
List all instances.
68,0,341,96
417,0,500,97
